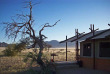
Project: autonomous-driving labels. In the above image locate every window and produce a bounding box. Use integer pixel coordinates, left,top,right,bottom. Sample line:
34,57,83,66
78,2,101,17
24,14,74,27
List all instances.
83,43,91,56
99,42,110,57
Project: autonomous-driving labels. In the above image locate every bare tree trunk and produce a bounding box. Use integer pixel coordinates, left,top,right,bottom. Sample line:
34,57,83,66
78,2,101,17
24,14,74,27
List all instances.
37,45,45,70
3,1,60,71
36,32,45,70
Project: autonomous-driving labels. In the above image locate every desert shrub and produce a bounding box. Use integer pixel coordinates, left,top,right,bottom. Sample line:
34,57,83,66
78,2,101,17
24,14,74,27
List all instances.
3,43,26,56
15,42,26,52
3,44,17,56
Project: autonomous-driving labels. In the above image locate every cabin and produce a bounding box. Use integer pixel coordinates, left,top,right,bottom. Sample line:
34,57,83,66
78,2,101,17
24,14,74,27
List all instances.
60,26,110,72
79,29,110,71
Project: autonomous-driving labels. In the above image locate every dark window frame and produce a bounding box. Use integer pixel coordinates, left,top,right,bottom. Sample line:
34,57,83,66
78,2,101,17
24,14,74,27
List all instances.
99,42,110,57
83,43,91,56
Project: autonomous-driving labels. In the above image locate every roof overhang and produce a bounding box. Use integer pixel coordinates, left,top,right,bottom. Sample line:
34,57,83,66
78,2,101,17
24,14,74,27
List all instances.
60,29,110,43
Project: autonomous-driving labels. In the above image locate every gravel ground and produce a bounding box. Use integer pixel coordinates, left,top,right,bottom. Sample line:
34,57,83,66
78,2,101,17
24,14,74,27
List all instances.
56,68,110,74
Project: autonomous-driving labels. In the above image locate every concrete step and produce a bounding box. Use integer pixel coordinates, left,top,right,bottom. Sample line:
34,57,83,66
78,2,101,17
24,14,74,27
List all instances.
56,64,79,69
54,61,79,69
54,61,77,65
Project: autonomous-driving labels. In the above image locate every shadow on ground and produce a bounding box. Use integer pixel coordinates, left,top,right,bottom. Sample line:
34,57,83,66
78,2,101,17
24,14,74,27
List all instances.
11,67,110,74
56,67,110,74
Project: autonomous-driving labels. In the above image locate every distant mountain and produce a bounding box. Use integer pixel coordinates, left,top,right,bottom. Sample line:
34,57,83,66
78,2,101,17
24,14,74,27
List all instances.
0,41,75,48
45,40,75,48
0,42,8,47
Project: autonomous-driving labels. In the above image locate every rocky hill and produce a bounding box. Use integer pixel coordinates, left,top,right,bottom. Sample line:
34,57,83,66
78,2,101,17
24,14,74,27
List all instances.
0,42,8,47
0,40,75,48
45,40,75,48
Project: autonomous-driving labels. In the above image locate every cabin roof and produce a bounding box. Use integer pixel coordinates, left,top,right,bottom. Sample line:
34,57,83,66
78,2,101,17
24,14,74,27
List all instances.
60,28,110,43
60,34,84,43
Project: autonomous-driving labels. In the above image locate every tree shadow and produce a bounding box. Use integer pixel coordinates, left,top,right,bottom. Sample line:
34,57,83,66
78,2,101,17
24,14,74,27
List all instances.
0,55,6,57
13,67,41,74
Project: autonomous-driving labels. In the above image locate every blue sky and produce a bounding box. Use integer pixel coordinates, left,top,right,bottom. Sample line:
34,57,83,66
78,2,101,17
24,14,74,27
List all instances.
0,0,110,43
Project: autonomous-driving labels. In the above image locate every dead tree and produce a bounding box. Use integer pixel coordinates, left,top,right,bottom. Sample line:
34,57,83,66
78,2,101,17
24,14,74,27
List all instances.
3,1,60,70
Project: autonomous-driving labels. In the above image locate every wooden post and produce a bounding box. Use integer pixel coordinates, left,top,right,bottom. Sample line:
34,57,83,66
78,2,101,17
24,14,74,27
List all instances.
75,29,79,61
90,24,96,69
53,55,54,61
93,24,96,70
66,35,67,61
53,50,54,61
